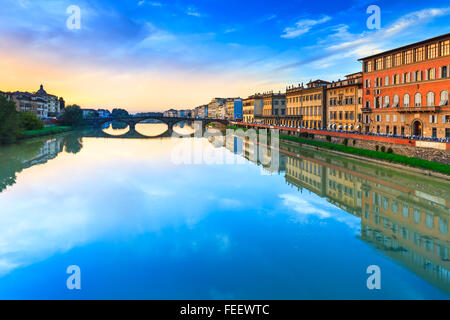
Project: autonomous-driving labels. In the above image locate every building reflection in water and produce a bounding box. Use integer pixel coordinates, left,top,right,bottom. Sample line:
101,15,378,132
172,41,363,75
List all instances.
225,135,449,295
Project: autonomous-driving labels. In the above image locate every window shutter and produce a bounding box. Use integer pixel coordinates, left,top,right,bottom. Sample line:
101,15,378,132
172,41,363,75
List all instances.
429,115,432,123
412,72,416,82
425,70,429,81
420,71,423,81
443,115,446,123
439,67,442,78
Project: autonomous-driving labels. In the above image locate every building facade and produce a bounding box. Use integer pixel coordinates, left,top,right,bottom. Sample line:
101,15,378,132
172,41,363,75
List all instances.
286,80,329,129
224,98,243,120
243,94,263,123
327,72,363,132
360,33,450,138
207,98,227,119
259,92,286,125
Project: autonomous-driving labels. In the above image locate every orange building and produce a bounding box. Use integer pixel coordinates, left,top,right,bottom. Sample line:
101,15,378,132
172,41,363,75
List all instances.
360,33,450,138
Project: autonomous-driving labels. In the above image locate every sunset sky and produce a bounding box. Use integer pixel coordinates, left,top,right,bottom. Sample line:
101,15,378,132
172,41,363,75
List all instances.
0,0,449,113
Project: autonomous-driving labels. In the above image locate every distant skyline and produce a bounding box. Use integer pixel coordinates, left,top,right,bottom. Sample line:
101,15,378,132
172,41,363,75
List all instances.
0,0,449,112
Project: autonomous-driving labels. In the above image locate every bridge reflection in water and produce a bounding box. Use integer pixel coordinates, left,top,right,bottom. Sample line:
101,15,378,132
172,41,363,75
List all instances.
225,135,449,295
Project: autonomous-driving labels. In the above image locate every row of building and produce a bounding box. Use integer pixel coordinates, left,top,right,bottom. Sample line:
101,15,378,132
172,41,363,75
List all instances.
173,33,450,139
0,85,65,119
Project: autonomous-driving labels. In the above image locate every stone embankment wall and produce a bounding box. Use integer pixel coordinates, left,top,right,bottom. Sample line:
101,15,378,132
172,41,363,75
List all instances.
278,129,450,165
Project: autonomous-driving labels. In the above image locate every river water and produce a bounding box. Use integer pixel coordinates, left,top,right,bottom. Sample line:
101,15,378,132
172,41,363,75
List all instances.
0,124,448,299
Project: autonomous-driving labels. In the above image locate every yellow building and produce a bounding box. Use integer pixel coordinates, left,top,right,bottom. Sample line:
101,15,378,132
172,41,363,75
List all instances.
285,80,329,128
208,98,227,119
259,92,286,125
243,94,263,123
327,72,363,132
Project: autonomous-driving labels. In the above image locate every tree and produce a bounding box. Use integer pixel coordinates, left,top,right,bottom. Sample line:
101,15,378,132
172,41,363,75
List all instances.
0,95,22,144
62,105,83,126
111,108,129,118
18,111,44,131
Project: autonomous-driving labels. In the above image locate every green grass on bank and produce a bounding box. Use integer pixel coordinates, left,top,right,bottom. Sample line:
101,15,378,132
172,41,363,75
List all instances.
227,125,450,175
22,126,72,139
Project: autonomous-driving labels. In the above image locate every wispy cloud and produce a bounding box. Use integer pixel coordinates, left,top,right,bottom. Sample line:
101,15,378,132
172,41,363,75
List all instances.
281,15,331,39
276,7,450,71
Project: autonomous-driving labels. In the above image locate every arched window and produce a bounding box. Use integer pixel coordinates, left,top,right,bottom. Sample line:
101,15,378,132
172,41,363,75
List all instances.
393,95,399,108
440,90,449,106
403,94,410,107
426,91,435,107
415,93,422,107
383,95,390,107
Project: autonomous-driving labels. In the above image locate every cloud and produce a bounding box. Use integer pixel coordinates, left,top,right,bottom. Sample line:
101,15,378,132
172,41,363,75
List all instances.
281,16,331,39
279,193,360,230
276,7,450,71
279,193,332,219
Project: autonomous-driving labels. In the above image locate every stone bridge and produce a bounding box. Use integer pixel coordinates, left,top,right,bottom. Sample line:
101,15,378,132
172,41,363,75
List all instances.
90,116,228,130
86,116,229,138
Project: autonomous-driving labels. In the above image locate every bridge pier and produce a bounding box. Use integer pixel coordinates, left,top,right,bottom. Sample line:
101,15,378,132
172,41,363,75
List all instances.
128,122,136,132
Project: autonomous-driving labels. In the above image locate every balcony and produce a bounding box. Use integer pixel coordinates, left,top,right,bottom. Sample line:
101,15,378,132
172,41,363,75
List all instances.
397,106,440,113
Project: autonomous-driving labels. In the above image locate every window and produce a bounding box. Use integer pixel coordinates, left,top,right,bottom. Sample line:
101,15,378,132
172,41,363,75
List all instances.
442,66,448,78
415,47,424,61
402,205,409,218
415,70,421,82
427,43,437,59
383,95,390,107
427,91,435,107
440,40,449,56
427,68,435,80
384,76,389,86
403,94,410,107
440,90,449,106
393,95,399,108
415,93,422,107
385,55,392,68
394,53,402,66
405,50,413,64
375,58,383,70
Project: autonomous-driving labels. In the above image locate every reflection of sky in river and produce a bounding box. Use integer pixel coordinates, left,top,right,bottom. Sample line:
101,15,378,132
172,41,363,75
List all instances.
0,136,448,299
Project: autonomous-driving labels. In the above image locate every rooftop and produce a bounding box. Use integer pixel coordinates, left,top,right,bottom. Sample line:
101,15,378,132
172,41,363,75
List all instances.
358,33,450,61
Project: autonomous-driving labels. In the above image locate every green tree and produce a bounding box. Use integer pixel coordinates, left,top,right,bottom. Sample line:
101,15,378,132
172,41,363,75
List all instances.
111,108,129,117
19,111,44,131
0,95,22,144
62,105,83,126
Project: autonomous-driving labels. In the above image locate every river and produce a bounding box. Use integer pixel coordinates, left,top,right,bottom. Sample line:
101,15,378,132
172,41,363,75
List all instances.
0,123,448,299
